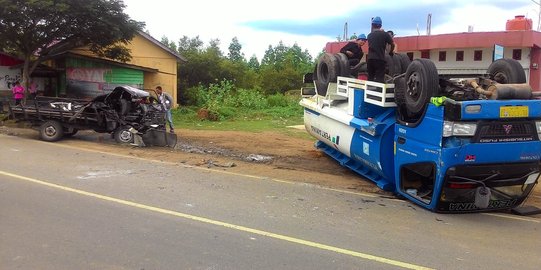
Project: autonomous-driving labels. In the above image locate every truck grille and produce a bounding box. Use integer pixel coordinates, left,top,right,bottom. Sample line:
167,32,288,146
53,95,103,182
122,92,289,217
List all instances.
474,121,538,143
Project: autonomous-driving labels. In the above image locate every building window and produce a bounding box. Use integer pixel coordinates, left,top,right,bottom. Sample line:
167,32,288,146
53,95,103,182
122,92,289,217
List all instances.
456,51,464,61
512,49,522,60
439,51,447,62
421,50,430,59
474,50,483,61
406,52,414,61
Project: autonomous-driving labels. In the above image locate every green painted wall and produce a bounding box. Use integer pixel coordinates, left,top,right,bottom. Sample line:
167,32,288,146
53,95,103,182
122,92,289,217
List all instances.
66,58,143,85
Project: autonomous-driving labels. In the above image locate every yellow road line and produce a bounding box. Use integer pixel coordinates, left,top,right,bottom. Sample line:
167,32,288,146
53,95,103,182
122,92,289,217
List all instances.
481,213,540,223
0,170,434,270
4,135,539,223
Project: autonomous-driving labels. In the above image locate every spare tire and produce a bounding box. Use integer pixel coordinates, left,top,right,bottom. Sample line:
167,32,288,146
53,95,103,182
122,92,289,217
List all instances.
315,53,340,96
404,59,440,117
487,58,526,84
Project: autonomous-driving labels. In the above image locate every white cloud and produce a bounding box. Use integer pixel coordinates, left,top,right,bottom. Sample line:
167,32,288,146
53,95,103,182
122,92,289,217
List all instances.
431,3,536,34
123,0,540,60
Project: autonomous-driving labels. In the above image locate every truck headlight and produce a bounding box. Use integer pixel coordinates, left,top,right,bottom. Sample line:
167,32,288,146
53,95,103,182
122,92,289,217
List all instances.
443,121,477,137
536,121,541,137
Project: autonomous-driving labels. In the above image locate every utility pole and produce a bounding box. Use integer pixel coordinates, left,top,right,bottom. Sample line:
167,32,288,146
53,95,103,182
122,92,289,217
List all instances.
426,13,432,35
532,0,541,31
343,22,348,41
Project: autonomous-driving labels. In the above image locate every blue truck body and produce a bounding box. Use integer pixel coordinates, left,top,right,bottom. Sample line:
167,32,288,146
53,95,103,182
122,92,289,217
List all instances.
301,76,541,213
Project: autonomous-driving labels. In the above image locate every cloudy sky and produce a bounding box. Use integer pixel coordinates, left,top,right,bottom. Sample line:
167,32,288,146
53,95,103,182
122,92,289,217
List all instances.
123,0,538,60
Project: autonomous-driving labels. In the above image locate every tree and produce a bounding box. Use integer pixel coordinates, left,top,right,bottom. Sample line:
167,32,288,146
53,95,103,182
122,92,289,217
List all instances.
178,35,204,54
227,37,245,62
161,36,178,52
0,0,143,95
208,39,223,58
247,55,260,71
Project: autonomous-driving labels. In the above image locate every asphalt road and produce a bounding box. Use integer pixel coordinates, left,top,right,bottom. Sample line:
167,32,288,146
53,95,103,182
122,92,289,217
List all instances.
1,134,540,270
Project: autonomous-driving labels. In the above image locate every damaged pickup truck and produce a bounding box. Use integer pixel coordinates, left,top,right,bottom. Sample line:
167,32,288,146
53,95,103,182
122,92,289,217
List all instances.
7,85,177,147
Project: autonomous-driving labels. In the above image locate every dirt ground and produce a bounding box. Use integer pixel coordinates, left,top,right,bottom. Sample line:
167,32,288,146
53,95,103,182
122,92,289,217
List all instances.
1,124,540,212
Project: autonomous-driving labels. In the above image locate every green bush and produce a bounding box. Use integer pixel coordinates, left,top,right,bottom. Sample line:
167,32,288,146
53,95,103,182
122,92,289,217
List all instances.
226,88,267,109
216,106,237,119
181,79,303,121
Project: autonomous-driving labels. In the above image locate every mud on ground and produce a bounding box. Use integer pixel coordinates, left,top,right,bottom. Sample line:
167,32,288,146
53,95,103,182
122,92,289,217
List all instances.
1,124,540,212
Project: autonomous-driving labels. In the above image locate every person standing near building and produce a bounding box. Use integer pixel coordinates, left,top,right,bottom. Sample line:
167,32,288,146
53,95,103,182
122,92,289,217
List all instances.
155,85,174,133
28,79,37,100
367,16,395,83
340,34,367,66
11,81,25,105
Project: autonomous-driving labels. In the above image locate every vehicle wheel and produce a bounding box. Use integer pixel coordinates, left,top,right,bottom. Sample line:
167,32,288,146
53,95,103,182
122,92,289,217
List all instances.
315,53,339,96
113,126,134,144
350,62,367,77
397,53,411,74
487,58,526,84
393,76,407,106
39,120,64,142
385,54,402,77
335,53,350,77
404,59,440,117
64,128,78,137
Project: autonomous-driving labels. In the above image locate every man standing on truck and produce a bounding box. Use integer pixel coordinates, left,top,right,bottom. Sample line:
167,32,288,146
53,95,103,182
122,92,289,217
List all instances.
340,34,367,66
367,16,395,83
156,86,175,133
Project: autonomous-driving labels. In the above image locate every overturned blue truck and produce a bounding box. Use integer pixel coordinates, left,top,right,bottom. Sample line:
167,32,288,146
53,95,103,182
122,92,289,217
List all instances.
301,53,541,213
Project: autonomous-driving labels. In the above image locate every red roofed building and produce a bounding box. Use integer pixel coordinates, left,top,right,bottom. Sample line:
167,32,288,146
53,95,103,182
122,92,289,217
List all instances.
325,15,541,91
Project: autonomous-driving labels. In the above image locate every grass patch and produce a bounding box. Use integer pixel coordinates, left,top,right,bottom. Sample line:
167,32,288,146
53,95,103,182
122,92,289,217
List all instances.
173,106,304,133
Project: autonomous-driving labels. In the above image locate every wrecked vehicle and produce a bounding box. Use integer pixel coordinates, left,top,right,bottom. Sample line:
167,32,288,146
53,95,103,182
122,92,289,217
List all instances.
7,85,177,147
301,55,541,213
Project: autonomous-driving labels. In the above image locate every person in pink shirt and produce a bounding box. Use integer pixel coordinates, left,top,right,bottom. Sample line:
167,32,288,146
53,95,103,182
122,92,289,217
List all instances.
11,81,25,105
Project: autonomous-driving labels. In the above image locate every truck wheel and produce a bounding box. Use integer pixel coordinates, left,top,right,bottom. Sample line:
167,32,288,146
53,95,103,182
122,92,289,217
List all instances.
39,120,64,142
385,54,402,78
397,53,411,74
114,126,134,144
487,58,526,84
404,59,440,117
393,76,407,106
315,53,339,96
335,53,350,77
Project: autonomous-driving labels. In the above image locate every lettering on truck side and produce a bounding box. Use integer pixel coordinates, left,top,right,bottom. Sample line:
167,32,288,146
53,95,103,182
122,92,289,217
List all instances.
310,126,339,145
448,199,518,211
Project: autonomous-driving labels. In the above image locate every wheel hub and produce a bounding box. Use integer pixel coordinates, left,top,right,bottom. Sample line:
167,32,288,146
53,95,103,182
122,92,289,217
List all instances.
119,130,132,142
45,126,57,136
407,72,421,99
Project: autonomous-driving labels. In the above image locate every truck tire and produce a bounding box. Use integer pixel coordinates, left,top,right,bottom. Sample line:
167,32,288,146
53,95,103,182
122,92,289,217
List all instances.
404,59,440,117
487,58,526,84
397,53,411,74
315,53,339,96
335,53,350,77
385,54,402,77
39,120,64,142
114,126,134,144
393,76,407,106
